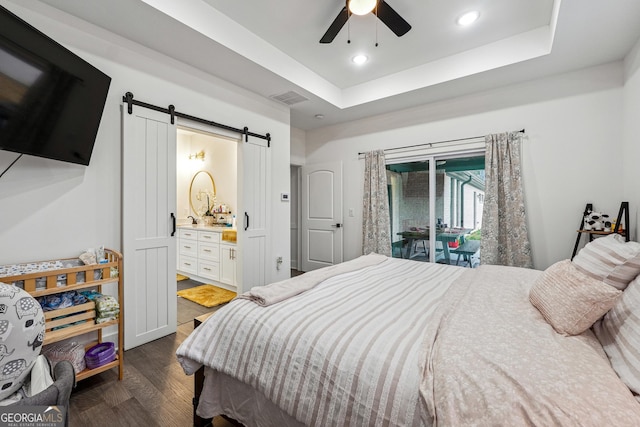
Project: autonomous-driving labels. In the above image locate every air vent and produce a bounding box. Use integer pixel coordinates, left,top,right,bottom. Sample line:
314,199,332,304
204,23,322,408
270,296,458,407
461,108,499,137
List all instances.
270,91,309,106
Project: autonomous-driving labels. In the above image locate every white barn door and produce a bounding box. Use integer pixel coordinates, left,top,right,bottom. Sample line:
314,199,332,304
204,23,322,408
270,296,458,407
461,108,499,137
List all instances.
122,106,177,350
301,162,343,271
237,138,270,293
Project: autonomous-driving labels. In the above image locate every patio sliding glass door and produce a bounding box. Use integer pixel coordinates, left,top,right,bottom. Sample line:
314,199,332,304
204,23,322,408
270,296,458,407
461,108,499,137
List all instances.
386,153,485,267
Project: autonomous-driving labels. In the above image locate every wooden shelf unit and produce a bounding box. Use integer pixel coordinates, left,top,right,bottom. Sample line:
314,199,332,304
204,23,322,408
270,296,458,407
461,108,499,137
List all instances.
0,249,124,381
571,202,629,259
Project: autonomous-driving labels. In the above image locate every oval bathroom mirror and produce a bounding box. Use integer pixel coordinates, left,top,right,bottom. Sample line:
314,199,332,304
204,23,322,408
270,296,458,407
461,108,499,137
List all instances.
189,170,216,215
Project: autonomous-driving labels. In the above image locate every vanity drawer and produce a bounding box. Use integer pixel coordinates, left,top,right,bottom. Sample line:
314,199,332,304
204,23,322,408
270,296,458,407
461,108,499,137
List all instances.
198,242,219,262
198,260,220,281
179,229,198,241
178,240,198,257
178,256,198,275
198,231,220,244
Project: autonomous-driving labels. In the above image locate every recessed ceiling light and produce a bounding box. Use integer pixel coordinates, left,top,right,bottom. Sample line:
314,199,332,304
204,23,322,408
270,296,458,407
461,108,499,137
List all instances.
352,54,368,65
314,114,325,120
457,11,480,26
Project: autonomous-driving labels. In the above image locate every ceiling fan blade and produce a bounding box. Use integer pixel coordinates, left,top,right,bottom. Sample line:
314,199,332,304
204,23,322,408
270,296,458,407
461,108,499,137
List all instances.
377,0,411,37
320,6,349,43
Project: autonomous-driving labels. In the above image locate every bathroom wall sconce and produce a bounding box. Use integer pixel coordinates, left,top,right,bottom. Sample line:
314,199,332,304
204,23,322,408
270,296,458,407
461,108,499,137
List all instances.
189,150,205,161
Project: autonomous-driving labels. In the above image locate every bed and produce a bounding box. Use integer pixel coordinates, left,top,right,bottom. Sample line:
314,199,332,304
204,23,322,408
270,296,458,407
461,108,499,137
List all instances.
177,241,640,426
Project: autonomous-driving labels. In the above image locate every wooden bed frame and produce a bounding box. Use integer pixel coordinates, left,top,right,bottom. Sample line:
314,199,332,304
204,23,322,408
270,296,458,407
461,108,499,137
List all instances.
191,312,244,427
193,365,210,427
193,313,213,427
193,312,242,427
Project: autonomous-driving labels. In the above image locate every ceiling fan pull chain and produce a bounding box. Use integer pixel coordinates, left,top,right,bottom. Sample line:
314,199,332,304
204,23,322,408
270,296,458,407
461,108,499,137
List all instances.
319,0,410,44
375,3,379,47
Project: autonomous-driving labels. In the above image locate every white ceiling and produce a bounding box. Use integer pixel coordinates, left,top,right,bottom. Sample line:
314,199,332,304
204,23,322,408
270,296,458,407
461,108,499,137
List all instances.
202,0,556,89
23,0,640,130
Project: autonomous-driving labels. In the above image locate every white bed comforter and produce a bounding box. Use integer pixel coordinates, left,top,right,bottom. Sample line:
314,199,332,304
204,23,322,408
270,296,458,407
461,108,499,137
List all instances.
420,264,640,426
177,256,464,427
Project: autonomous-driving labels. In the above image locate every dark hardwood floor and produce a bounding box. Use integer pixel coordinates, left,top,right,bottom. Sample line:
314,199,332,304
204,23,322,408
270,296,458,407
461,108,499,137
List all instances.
69,278,233,427
177,279,221,326
70,272,305,426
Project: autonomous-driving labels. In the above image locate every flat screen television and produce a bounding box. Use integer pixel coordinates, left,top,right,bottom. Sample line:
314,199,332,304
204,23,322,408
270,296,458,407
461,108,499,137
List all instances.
0,5,111,166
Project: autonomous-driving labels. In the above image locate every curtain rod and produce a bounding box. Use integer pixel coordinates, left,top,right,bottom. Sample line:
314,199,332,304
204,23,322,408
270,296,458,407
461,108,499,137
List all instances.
122,92,271,146
358,129,525,156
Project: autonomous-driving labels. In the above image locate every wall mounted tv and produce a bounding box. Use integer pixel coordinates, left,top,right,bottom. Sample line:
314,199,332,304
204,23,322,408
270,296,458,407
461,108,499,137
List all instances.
0,5,111,166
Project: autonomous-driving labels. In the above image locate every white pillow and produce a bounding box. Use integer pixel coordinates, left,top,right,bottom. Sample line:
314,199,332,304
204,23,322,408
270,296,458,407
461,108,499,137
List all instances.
572,234,640,291
529,260,621,335
594,274,640,395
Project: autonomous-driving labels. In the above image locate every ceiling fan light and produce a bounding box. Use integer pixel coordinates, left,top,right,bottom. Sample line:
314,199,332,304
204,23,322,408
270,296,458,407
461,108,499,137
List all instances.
457,11,480,26
352,54,368,65
349,0,376,16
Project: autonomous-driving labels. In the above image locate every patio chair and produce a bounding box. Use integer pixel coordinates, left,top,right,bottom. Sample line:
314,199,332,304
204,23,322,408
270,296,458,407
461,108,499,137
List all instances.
451,239,481,267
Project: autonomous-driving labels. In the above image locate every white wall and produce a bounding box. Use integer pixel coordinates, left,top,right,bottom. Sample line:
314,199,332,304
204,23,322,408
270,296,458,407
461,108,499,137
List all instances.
0,1,291,284
306,63,626,270
291,127,306,166
622,37,640,241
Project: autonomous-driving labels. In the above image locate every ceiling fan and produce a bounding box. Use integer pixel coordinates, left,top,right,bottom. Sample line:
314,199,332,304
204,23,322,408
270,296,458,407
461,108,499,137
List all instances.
320,0,411,44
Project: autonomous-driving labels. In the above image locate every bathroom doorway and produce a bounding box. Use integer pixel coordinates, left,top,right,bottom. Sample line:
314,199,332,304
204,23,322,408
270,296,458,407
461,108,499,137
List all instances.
175,127,239,326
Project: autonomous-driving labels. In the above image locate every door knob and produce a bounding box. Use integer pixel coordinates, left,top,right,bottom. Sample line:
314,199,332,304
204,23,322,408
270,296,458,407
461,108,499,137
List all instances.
331,223,342,228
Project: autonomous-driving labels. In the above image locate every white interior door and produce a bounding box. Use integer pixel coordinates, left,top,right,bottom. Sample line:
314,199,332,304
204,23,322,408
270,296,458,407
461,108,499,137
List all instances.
237,137,270,293
301,162,343,271
122,106,177,350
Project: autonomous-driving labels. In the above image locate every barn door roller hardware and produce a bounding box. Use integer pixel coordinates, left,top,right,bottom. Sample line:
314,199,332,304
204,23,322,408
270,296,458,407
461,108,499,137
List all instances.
123,92,271,146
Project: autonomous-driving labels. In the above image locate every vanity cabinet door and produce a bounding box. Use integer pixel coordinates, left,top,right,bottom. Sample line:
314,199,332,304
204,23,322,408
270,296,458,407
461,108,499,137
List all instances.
220,244,237,286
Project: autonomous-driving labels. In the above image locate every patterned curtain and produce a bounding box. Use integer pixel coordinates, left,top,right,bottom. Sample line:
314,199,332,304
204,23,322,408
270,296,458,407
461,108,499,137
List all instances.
480,132,533,268
362,150,392,256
